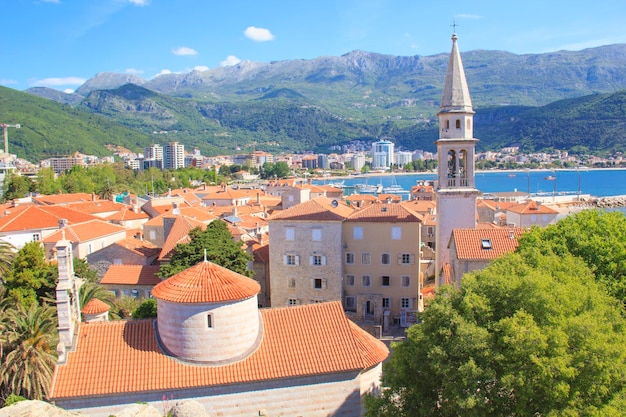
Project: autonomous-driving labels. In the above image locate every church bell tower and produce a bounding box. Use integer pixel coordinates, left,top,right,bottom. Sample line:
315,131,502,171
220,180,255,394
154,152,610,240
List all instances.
435,32,480,285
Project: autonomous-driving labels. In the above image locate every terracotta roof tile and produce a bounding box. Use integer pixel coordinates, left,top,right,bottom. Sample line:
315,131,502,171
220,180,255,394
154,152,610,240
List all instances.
152,261,260,303
50,301,388,400
100,265,162,286
0,205,97,233
81,298,110,314
158,216,207,261
109,237,159,257
268,196,354,221
452,228,525,260
33,193,95,205
346,202,421,223
506,200,559,215
65,200,124,215
42,220,126,243
105,207,150,222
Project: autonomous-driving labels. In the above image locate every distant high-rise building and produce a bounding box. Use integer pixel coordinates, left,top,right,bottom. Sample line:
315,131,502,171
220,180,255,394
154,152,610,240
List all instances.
317,154,330,170
371,140,394,170
144,144,163,161
163,142,185,170
395,151,413,168
351,153,366,172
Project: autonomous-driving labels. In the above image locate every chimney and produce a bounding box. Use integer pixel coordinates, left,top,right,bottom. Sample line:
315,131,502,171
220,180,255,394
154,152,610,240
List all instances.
256,192,261,205
233,205,238,217
91,192,96,202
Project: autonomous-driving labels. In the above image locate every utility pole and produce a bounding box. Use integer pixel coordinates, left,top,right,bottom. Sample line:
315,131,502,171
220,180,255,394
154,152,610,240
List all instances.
1,124,21,154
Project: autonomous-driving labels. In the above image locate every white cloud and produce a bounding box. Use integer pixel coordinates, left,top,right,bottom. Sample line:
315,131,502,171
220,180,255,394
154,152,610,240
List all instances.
220,55,242,67
42,0,61,4
63,88,75,94
125,68,144,75
193,66,209,72
155,69,172,77
31,77,87,87
244,26,275,42
172,46,198,56
128,0,149,6
0,79,18,86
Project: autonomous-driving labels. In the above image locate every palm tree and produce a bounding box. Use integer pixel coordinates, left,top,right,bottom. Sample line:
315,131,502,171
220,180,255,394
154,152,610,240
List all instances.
0,303,58,400
0,239,16,285
79,281,118,319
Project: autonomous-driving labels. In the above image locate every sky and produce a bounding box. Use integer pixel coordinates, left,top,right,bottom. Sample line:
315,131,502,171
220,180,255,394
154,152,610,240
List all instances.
1,0,625,93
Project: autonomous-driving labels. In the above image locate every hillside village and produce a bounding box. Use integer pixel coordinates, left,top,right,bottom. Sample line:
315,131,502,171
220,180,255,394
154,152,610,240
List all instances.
0,33,623,416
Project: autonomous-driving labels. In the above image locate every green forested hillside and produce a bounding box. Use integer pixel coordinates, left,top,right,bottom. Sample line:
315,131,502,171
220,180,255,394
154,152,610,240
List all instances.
4,84,626,162
0,86,150,161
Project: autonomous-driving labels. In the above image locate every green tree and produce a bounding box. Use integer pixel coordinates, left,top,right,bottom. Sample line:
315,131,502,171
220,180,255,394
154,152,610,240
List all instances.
132,298,157,319
78,281,116,317
4,242,57,307
2,174,34,201
0,240,16,285
517,210,626,305
159,220,253,278
34,168,61,195
367,251,626,417
0,303,58,400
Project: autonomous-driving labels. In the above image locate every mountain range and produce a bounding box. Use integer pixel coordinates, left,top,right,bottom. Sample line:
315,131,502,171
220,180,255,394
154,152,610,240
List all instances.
5,44,626,162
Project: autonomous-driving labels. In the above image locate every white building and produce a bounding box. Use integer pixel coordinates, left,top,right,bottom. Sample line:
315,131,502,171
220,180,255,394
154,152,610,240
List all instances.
371,140,394,170
351,153,366,171
163,142,185,170
395,151,413,167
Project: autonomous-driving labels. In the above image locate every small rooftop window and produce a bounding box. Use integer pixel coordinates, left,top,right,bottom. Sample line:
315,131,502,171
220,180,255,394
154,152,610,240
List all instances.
481,239,492,250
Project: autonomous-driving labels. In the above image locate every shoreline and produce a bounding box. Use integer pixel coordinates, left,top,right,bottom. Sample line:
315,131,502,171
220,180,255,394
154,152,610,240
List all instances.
316,167,626,181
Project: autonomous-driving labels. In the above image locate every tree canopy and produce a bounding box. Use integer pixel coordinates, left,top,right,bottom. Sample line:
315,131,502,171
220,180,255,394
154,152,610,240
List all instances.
367,250,626,417
516,209,626,306
159,220,253,278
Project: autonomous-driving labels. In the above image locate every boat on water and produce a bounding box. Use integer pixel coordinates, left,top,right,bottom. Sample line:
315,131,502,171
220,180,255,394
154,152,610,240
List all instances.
544,176,556,180
355,177,379,193
328,180,346,188
382,174,409,194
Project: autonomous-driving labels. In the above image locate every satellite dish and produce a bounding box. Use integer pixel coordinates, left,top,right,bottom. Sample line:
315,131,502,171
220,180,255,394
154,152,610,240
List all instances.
331,200,338,208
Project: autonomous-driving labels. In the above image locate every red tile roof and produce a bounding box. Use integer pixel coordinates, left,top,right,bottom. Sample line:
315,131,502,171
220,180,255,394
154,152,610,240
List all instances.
42,219,126,243
0,205,97,233
100,265,162,286
346,202,421,223
105,207,150,222
152,261,260,303
65,200,123,215
50,301,388,400
33,193,95,205
506,200,559,215
106,237,159,257
452,228,525,260
269,196,354,221
158,216,207,261
81,298,110,314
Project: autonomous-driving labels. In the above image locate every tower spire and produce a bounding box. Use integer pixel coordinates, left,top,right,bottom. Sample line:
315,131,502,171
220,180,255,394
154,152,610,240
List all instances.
439,33,473,114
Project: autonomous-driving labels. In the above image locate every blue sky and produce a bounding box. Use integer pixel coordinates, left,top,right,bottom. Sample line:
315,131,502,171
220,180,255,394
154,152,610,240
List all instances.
1,0,625,93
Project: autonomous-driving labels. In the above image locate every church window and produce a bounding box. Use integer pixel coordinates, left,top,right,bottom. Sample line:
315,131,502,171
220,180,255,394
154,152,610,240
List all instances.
456,119,461,129
445,120,450,129
467,119,471,129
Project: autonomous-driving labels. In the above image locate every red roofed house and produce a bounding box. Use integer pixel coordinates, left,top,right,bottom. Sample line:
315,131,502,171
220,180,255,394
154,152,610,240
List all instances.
505,200,559,228
42,219,127,261
99,264,161,299
0,204,97,249
448,228,525,287
49,249,388,417
86,237,160,272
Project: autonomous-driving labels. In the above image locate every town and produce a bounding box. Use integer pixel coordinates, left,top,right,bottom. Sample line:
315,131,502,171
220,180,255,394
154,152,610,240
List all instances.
1,32,625,417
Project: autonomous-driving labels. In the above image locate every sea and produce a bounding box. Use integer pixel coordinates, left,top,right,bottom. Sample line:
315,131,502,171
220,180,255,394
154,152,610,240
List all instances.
313,168,626,213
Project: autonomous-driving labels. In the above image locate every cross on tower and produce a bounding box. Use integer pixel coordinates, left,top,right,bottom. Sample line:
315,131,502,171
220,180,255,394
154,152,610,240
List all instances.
450,19,459,33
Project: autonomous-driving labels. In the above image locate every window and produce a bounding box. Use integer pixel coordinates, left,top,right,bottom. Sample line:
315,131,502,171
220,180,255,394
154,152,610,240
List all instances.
353,226,363,240
149,230,156,240
310,255,326,266
382,298,391,309
345,296,356,311
445,120,450,129
361,252,371,265
456,119,461,129
312,278,325,289
285,227,295,241
345,252,355,264
391,226,402,240
288,278,296,288
32,233,40,242
401,298,411,309
381,276,390,287
402,276,411,287
206,314,213,328
131,289,139,298
87,243,93,254
481,239,492,250
147,290,152,298
362,275,371,287
284,254,299,265
400,253,413,264
312,228,322,241
288,299,298,306
381,253,391,265
346,275,355,286
467,119,471,129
